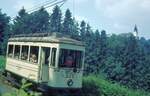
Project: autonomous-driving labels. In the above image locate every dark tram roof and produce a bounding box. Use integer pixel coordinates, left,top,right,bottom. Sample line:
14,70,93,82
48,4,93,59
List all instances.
9,32,84,46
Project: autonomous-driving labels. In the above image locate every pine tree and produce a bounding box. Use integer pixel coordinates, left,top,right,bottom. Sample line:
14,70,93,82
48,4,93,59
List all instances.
80,20,86,41
122,34,140,86
50,5,62,33
84,24,96,74
71,18,80,40
94,30,101,56
12,7,50,34
29,7,50,33
12,7,29,35
94,30,101,74
100,30,107,64
62,9,73,35
0,9,10,54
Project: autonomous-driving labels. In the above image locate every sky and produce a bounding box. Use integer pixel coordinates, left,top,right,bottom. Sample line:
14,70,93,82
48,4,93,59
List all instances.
0,0,150,39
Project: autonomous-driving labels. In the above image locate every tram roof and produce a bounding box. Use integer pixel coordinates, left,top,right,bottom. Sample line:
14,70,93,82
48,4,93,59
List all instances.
8,32,84,46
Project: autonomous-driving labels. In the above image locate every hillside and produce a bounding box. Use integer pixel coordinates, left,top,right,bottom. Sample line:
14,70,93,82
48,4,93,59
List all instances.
82,76,150,96
0,56,5,70
1,56,150,96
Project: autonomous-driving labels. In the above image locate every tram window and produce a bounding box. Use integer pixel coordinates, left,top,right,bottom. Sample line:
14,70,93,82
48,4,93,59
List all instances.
41,47,50,65
8,45,13,58
51,48,56,67
30,46,39,63
59,49,83,68
21,46,29,60
14,45,20,59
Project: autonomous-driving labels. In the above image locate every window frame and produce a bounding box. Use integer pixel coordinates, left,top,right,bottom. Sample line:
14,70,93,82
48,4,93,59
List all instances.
58,48,84,68
29,46,39,64
7,43,48,65
7,44,14,58
50,47,57,67
14,45,21,59
21,45,29,61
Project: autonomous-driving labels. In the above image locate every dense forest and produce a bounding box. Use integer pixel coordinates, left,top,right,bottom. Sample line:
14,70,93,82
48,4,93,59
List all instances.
0,6,150,92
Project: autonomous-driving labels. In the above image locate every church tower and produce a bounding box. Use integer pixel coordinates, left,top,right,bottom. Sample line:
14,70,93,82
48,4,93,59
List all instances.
133,25,138,39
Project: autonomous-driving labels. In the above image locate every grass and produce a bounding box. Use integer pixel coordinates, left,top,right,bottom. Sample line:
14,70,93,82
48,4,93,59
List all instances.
82,76,150,96
0,56,6,69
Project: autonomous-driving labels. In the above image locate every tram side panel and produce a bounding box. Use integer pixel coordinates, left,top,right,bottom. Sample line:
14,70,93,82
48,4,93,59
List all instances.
5,58,39,82
48,68,83,88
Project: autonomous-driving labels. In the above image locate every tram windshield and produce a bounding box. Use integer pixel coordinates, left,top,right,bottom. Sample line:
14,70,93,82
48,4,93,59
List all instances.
59,49,83,68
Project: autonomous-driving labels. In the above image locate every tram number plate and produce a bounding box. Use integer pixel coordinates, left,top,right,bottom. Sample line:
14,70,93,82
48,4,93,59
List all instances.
65,71,74,78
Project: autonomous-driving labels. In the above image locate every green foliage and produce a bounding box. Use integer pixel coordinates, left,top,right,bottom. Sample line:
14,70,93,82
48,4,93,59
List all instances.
0,56,5,69
11,8,29,35
50,5,62,33
99,34,150,90
82,76,150,96
80,20,86,39
62,9,73,35
0,9,10,55
2,79,40,96
29,7,50,33
12,7,50,35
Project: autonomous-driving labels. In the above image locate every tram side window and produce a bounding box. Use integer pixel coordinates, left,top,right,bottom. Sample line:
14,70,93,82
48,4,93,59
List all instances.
14,45,20,59
76,51,83,68
51,48,57,67
45,48,50,65
21,46,29,60
59,49,83,68
30,46,39,63
41,47,51,65
8,45,13,58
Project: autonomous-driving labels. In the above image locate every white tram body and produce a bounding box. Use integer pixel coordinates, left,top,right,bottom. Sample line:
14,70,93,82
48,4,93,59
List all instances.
5,33,85,88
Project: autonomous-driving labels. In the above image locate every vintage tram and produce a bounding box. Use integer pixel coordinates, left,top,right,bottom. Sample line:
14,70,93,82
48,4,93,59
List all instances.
5,32,85,89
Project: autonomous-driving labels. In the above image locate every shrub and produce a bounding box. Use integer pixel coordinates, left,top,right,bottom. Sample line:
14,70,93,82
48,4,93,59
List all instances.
82,76,150,96
0,56,5,69
2,79,40,96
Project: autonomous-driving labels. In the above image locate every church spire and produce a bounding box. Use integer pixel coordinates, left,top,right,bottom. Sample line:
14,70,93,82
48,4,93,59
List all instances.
133,24,138,38
134,24,138,33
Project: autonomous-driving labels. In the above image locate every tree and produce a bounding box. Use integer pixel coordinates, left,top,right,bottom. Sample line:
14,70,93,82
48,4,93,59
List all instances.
84,24,96,74
0,9,10,55
100,30,107,57
12,7,29,35
71,18,80,40
29,7,50,33
12,7,50,35
93,30,101,74
99,30,107,64
62,9,74,35
80,20,86,41
50,5,62,33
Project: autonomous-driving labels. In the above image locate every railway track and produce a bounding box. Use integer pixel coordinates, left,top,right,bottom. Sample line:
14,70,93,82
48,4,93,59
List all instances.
0,71,16,95
0,70,43,96
0,79,14,94
0,70,81,96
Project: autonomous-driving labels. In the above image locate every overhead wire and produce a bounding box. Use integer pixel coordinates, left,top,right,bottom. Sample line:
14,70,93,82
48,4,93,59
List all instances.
11,0,67,21
28,0,56,11
43,0,67,9
27,0,58,13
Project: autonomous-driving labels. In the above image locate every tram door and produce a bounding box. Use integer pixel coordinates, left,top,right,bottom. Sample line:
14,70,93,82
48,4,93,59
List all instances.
41,47,50,82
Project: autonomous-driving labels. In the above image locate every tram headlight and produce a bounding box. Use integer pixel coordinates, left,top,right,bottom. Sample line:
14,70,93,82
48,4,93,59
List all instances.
67,79,73,87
